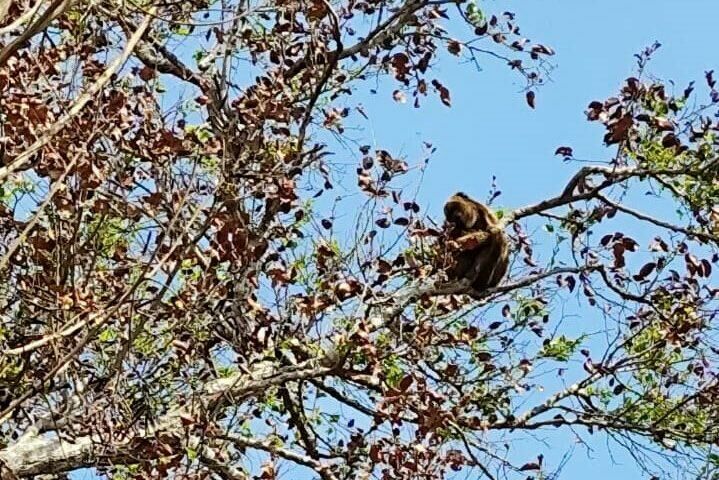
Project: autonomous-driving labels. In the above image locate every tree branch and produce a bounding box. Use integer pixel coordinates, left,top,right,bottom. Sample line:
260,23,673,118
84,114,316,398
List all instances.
384,266,596,321
0,0,43,35
0,358,335,477
506,161,719,225
219,434,340,480
284,0,428,80
596,192,718,244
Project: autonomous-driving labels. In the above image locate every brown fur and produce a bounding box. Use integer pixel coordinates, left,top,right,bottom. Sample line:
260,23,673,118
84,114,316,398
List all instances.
443,192,509,293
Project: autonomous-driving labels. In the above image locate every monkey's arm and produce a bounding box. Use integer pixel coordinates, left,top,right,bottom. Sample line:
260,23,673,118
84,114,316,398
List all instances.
455,230,491,249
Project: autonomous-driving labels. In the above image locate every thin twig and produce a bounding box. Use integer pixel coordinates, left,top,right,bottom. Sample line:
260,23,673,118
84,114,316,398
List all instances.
596,192,717,244
219,434,340,480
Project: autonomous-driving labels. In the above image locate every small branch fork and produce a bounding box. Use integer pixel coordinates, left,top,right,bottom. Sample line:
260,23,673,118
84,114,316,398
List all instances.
503,161,719,228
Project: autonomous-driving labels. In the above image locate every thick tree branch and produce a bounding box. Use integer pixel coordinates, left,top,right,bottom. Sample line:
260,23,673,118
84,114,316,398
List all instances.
382,265,596,324
506,161,719,225
0,358,335,477
503,165,634,225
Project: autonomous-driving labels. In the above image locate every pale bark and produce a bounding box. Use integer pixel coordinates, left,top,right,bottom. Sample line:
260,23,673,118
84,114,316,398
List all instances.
0,360,334,476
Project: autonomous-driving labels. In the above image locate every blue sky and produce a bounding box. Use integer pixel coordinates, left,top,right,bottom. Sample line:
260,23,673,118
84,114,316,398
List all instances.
69,1,719,479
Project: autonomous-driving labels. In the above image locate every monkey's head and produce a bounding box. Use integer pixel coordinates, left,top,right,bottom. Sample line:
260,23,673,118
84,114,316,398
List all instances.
444,192,500,231
444,192,479,229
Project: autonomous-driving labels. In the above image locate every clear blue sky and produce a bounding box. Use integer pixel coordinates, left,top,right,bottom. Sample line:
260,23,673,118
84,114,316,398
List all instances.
69,2,719,479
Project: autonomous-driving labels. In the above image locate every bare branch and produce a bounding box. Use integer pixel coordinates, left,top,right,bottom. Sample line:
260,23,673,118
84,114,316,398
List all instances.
0,154,79,272
596,192,718,244
0,0,42,35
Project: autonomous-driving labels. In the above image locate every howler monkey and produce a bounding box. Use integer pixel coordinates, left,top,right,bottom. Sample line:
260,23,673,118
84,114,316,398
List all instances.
443,192,509,294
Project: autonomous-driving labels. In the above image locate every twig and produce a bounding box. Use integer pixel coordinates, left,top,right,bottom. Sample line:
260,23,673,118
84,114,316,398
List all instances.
493,373,601,428
296,0,344,149
596,192,717,244
219,434,340,480
284,0,429,80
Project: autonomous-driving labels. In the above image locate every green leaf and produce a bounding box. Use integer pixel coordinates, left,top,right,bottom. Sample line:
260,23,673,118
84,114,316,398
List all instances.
186,447,197,461
539,335,582,362
99,327,117,343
